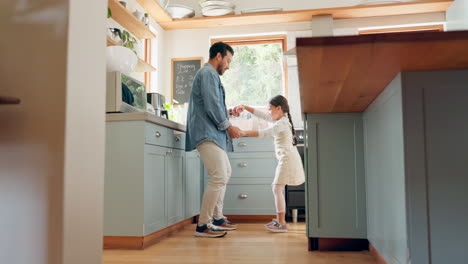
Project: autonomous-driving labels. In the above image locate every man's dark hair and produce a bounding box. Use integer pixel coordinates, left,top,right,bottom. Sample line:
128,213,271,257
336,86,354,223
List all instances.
209,42,234,60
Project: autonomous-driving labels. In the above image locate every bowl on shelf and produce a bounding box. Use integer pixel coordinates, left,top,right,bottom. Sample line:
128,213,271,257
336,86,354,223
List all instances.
166,4,195,19
106,46,138,74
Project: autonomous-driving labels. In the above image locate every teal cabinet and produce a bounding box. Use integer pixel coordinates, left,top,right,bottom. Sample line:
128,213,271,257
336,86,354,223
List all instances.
166,149,185,226
144,145,167,234
305,114,366,239
105,120,199,238
185,151,202,218
203,138,277,215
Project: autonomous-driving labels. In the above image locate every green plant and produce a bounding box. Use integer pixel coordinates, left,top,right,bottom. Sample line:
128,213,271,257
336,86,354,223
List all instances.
107,7,112,18
121,30,138,55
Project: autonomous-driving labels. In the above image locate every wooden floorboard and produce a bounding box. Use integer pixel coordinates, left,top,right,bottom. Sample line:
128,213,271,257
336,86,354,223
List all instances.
102,223,376,264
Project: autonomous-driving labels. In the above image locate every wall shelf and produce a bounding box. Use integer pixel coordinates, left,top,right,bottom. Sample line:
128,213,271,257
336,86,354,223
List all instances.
108,0,157,39
136,0,172,24
156,0,452,30
106,37,156,72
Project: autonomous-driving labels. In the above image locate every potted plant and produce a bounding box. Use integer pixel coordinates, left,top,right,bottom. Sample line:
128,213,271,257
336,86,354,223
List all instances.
143,13,150,26
121,30,138,55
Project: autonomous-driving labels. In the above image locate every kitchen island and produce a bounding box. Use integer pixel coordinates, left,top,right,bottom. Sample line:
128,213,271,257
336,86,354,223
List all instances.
296,30,468,264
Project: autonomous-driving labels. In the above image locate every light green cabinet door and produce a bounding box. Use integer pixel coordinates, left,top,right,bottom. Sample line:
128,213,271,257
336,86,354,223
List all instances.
305,113,367,239
185,151,201,218
144,144,167,235
166,149,185,225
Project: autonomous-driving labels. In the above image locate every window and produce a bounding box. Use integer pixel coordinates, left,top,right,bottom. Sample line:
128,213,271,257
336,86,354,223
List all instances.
212,36,287,107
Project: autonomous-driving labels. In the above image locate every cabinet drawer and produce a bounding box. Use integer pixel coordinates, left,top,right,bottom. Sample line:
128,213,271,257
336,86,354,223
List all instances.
169,131,186,150
229,156,277,178
233,138,274,152
145,123,170,147
223,184,275,215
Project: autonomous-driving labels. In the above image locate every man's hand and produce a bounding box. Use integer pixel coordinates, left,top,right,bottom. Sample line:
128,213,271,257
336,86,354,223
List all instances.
227,126,242,139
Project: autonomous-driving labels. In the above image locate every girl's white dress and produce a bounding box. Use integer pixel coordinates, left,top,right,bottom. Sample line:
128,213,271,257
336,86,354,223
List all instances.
254,110,305,186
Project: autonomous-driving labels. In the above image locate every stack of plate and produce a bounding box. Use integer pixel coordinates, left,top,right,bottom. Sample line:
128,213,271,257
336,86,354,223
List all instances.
199,0,235,17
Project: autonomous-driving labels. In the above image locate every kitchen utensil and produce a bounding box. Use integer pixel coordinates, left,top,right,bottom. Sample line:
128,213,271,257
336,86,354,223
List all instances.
202,6,234,16
199,0,235,9
166,4,195,19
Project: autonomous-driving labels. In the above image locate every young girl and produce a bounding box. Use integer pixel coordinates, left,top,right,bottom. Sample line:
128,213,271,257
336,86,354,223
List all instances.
234,95,305,232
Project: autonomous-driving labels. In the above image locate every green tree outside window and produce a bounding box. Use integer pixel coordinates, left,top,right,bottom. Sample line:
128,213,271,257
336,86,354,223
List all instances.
221,43,284,107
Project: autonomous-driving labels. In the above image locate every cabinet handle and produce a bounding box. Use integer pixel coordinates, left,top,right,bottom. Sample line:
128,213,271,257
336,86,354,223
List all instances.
155,131,161,138
238,162,248,167
238,142,247,147
0,96,21,104
175,136,180,142
239,194,248,199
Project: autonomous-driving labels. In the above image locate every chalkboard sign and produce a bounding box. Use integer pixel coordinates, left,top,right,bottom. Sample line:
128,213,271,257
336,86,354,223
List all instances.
171,57,203,105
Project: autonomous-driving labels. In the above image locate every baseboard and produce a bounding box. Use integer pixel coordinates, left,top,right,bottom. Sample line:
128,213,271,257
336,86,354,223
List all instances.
224,215,276,223
104,217,195,250
369,243,388,264
308,237,369,251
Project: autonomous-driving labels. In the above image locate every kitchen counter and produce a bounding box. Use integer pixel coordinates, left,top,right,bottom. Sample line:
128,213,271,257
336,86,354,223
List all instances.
296,30,468,113
106,112,186,132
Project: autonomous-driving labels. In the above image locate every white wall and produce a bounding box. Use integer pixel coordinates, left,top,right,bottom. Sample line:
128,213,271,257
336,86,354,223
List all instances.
158,11,444,128
64,0,106,263
0,0,105,264
446,0,468,30
363,75,408,264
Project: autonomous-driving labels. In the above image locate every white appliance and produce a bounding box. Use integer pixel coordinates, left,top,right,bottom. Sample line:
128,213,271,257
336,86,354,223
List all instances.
106,72,147,113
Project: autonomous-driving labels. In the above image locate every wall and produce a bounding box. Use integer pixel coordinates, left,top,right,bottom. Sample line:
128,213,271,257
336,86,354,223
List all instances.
159,12,443,128
0,0,106,263
446,0,468,30
64,0,107,263
363,75,408,264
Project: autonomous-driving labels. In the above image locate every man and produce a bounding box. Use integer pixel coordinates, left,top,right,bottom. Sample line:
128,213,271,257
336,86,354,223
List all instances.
185,42,242,237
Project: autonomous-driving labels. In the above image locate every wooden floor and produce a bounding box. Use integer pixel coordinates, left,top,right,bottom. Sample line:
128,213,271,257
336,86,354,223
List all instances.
102,222,376,264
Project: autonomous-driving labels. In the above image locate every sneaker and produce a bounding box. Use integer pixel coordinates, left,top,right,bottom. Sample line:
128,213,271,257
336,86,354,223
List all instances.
265,221,289,233
264,219,278,228
194,223,228,237
212,217,238,230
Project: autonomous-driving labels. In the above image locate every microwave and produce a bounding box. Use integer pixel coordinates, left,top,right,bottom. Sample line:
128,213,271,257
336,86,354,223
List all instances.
106,72,147,113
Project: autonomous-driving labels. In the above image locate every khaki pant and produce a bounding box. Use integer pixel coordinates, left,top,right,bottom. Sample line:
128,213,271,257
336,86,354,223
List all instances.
196,141,232,225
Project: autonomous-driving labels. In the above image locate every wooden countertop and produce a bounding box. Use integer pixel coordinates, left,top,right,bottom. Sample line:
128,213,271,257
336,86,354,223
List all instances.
106,112,186,132
295,30,468,113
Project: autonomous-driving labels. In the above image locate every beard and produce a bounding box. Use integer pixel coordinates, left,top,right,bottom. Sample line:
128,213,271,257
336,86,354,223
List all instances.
217,64,224,75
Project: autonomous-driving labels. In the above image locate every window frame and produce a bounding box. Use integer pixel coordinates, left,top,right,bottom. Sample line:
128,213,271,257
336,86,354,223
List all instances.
144,39,151,91
210,35,289,103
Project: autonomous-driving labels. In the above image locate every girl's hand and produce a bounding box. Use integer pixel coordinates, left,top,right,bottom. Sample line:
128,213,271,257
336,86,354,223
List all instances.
240,130,246,137
233,105,245,116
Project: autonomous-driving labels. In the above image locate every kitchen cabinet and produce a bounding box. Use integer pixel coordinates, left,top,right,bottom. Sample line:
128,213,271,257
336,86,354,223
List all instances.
305,114,367,241
104,119,198,247
166,148,185,226
144,144,167,234
185,151,202,219
204,138,277,215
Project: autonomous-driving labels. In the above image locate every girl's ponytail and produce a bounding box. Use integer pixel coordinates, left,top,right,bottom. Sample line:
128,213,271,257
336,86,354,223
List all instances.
287,112,297,146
